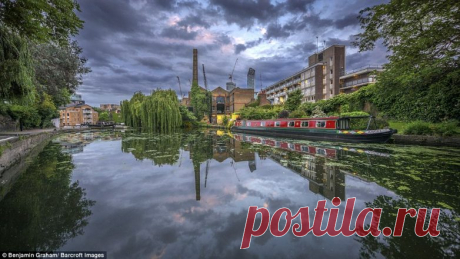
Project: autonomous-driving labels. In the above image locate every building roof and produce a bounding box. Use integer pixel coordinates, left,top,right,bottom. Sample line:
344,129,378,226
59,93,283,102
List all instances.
339,66,384,80
59,103,93,110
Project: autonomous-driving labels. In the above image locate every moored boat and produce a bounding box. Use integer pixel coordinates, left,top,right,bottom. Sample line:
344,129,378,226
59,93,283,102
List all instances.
231,116,397,143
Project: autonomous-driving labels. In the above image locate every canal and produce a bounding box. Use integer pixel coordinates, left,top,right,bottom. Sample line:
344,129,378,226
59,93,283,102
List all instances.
0,130,459,258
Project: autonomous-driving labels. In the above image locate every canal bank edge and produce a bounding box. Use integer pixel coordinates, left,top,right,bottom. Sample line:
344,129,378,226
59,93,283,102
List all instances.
0,132,56,176
392,134,460,147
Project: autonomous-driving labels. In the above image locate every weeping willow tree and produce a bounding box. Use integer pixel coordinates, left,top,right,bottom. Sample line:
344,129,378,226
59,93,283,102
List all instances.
121,90,182,132
0,24,36,104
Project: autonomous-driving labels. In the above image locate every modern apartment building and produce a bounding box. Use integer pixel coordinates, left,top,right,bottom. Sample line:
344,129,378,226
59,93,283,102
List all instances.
59,104,99,127
247,68,255,89
265,45,346,104
339,65,384,94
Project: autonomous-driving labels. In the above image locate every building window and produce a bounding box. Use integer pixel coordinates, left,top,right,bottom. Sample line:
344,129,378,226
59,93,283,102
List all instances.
275,121,280,127
316,121,326,128
288,121,295,127
212,106,215,111
226,106,229,111
330,69,333,74
301,121,309,127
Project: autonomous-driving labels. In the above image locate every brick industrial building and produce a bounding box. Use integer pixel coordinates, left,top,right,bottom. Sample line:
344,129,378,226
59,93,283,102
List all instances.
265,45,383,104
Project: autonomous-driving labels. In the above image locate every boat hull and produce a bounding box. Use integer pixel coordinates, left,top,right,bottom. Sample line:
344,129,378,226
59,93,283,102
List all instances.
231,127,396,143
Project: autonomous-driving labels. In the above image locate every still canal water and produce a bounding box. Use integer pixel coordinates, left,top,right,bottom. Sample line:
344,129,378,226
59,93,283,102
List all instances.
0,130,459,258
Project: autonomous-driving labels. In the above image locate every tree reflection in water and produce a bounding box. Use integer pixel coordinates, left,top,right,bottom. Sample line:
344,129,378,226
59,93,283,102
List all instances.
0,143,95,251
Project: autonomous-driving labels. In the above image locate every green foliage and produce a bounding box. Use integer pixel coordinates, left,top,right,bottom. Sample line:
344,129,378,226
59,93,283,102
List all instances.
311,106,326,118
190,82,210,120
432,120,459,137
404,121,433,135
353,0,460,122
7,104,41,129
238,105,284,120
337,111,370,117
222,115,229,126
288,109,307,118
404,120,459,136
0,0,84,45
0,142,12,156
99,111,109,122
0,143,94,251
0,25,36,103
111,111,122,124
37,93,57,128
31,41,91,106
121,90,182,132
278,110,289,118
284,89,302,111
179,105,198,128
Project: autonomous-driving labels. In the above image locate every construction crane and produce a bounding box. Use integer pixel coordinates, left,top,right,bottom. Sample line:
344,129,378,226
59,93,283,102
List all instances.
202,64,212,123
176,76,183,97
229,58,238,82
202,64,208,90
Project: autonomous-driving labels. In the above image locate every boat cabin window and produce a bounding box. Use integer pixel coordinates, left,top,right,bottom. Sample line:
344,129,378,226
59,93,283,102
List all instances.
288,121,295,127
275,121,280,127
316,121,326,128
246,122,251,126
337,119,350,129
301,121,309,127
261,122,265,127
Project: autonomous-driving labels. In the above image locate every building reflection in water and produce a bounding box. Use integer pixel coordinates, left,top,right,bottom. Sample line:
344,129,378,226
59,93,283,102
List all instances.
190,131,352,201
54,131,122,154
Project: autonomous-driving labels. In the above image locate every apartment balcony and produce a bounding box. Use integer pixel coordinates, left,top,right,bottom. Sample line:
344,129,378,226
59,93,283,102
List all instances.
340,77,375,89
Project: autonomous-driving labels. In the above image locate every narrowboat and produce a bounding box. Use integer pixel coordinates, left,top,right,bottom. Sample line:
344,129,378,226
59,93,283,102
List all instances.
231,116,397,143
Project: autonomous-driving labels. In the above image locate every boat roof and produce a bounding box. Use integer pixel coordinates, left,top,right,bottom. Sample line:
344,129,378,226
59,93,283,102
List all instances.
244,116,371,121
245,117,340,121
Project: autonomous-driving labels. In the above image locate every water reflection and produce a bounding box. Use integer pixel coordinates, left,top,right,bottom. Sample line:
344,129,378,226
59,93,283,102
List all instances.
0,144,95,251
1,129,459,258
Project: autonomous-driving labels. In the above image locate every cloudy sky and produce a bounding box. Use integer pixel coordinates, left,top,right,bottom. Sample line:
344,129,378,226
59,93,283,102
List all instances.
75,0,389,106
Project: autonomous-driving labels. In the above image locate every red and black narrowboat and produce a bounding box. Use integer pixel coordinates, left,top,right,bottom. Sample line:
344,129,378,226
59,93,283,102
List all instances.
231,116,397,143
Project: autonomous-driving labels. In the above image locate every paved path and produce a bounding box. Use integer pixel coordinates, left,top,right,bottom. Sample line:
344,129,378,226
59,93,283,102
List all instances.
0,128,56,136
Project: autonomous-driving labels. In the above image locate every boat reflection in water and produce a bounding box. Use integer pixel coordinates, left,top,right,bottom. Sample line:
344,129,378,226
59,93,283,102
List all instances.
231,133,390,201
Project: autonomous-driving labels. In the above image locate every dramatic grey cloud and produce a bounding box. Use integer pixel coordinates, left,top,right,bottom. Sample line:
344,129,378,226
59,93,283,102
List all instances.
74,0,389,105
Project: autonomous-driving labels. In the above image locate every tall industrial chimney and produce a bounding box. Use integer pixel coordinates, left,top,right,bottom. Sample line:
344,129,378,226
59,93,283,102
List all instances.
192,49,198,85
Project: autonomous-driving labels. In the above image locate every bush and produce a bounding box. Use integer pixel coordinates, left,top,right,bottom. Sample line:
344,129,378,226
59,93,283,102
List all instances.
222,115,229,126
289,109,307,118
404,121,433,135
338,111,370,117
432,120,459,136
278,110,289,118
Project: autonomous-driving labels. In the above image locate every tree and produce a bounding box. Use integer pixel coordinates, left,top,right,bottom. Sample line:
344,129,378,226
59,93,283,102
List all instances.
0,25,36,103
31,41,91,106
37,93,57,128
121,90,182,132
353,0,460,122
190,82,209,121
354,0,459,68
99,111,109,122
0,0,84,45
284,89,302,112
